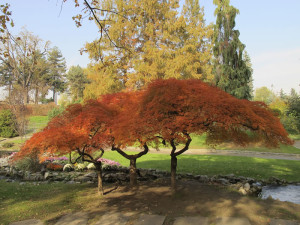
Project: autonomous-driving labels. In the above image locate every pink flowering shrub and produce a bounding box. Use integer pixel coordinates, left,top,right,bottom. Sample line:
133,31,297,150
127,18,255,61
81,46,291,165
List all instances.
97,158,121,167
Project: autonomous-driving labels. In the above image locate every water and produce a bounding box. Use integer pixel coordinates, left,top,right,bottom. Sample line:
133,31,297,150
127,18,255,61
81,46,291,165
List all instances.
260,185,300,204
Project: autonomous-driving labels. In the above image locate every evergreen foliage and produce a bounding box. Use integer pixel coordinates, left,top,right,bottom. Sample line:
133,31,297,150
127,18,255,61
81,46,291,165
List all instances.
213,0,252,99
66,65,89,101
0,109,18,138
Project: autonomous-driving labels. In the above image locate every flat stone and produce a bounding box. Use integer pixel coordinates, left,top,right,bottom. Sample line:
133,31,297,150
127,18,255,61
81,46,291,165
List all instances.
94,212,132,225
10,219,44,225
173,216,209,225
269,219,300,225
134,214,165,225
55,212,88,225
215,217,251,225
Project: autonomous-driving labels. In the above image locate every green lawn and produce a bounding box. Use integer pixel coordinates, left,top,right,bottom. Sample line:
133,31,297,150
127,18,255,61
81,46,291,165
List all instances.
181,134,300,154
103,151,300,182
27,116,49,133
0,182,97,225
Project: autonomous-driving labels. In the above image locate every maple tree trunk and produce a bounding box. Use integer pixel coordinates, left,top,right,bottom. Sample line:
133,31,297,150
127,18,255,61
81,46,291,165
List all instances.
95,163,103,196
171,155,177,190
129,158,138,186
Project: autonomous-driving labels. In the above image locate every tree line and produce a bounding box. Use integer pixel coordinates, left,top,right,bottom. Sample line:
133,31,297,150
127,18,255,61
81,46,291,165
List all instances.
1,0,253,104
254,87,300,135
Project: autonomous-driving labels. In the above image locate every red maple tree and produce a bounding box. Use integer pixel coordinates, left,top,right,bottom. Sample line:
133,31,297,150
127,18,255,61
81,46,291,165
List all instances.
14,78,293,192
139,79,293,188
14,100,114,195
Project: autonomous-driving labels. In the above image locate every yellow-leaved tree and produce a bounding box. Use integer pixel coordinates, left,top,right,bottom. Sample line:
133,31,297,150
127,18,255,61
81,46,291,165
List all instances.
84,0,214,98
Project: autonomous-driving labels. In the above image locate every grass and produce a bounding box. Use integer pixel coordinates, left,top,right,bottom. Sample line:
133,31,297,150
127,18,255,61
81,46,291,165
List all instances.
0,181,98,225
103,151,300,182
180,134,300,154
27,116,49,133
289,134,300,140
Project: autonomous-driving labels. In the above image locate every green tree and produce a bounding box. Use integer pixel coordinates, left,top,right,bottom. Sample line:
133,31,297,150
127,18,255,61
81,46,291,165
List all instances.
0,109,18,138
213,0,252,99
0,29,50,104
253,87,275,104
46,47,66,102
286,88,300,133
66,65,89,101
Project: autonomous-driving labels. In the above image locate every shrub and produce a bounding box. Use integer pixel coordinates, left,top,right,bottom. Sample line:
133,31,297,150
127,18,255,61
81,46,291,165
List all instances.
14,156,42,172
26,103,56,116
0,109,18,138
87,163,96,170
97,158,121,167
75,163,86,171
281,113,300,135
47,106,65,120
1,142,14,148
63,164,74,172
46,163,63,171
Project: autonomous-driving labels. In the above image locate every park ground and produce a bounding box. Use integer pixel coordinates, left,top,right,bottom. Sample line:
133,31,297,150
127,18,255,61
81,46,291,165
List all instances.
1,116,300,224
1,179,300,225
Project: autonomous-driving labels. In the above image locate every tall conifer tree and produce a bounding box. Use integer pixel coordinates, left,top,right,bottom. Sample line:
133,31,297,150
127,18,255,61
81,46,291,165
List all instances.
213,0,252,99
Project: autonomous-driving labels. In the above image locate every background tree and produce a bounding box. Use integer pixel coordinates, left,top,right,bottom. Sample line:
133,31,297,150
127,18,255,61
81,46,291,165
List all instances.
66,65,89,101
83,0,213,98
213,0,252,99
0,109,18,138
46,46,66,103
0,3,13,34
253,86,275,104
0,29,49,104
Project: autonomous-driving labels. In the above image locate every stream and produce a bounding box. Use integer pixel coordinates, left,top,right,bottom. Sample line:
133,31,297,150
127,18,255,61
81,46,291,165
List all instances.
260,185,300,204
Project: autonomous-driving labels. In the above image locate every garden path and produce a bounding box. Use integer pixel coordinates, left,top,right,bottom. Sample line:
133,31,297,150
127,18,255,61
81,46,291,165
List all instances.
126,146,300,161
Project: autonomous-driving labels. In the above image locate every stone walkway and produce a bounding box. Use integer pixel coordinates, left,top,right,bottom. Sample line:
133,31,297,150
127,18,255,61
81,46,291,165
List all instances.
9,212,300,225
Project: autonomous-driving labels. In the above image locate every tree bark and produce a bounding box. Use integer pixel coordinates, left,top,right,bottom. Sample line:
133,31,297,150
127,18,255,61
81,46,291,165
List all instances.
95,162,103,196
129,158,137,186
35,87,39,104
171,155,177,190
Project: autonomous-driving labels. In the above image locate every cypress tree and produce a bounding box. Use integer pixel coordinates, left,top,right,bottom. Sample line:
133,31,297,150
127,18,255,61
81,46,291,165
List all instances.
213,0,252,99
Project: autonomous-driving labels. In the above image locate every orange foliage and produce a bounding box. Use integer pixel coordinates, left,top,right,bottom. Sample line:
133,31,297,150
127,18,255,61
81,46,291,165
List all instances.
46,163,63,171
14,79,293,164
139,79,292,148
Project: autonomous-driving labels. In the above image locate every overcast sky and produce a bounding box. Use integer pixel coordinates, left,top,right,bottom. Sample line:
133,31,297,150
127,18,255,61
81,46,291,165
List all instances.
2,0,300,95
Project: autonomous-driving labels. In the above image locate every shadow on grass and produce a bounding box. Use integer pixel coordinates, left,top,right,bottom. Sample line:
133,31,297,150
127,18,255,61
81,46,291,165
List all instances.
90,180,300,225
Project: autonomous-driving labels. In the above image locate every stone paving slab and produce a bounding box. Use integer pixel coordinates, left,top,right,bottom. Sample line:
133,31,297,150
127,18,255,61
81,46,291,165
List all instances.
269,219,300,225
134,214,165,225
173,216,209,225
94,212,133,225
215,217,251,225
10,219,44,225
54,211,88,225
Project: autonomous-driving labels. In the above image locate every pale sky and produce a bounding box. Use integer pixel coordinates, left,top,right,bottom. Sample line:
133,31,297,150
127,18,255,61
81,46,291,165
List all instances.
2,0,300,95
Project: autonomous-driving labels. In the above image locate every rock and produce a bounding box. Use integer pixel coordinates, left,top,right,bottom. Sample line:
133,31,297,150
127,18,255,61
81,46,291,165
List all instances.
243,183,250,192
218,178,229,185
67,181,75,184
76,176,91,182
44,172,51,180
84,172,97,178
238,187,247,195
